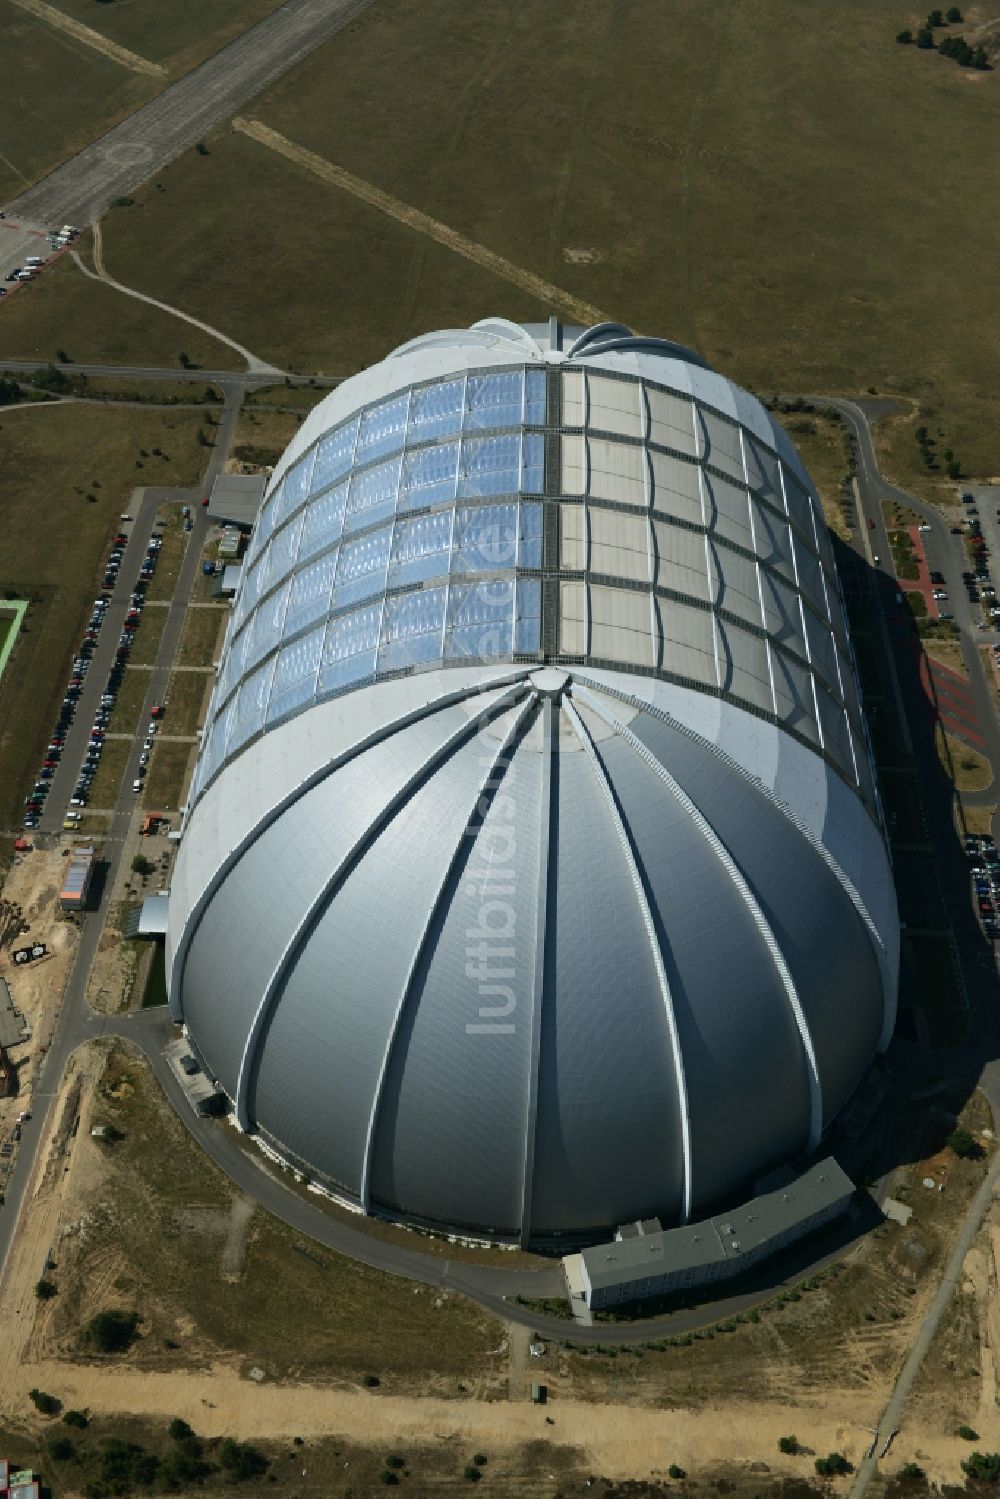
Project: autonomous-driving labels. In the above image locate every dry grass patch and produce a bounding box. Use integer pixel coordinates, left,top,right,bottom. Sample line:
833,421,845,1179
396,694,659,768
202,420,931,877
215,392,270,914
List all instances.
143,505,189,602
41,1043,505,1391
233,405,307,469
144,738,193,811
125,606,166,667
924,638,969,677
163,669,211,735
958,802,996,837
0,405,205,826
176,606,226,667
936,725,994,792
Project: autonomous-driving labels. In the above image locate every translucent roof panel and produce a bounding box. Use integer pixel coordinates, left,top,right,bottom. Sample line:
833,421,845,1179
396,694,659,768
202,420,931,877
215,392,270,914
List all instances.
197,346,874,820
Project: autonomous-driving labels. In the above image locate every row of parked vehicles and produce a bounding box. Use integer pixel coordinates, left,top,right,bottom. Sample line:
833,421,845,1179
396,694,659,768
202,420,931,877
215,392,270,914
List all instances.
967,832,1000,940
22,522,162,828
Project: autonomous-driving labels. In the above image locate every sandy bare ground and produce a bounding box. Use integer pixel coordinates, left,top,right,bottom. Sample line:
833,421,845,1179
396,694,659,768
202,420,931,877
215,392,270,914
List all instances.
233,118,608,328
0,845,80,1122
7,0,164,76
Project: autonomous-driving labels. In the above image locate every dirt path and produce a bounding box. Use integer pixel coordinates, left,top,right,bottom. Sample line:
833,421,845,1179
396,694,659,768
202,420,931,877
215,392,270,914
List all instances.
0,1358,882,1481
233,117,608,328
7,0,164,77
77,224,280,376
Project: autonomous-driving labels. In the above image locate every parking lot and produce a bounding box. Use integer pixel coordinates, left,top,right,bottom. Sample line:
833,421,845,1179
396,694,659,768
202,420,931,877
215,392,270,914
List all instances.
0,215,78,303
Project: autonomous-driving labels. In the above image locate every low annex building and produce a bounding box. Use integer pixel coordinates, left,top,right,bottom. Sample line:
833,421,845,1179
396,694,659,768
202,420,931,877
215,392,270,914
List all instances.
575,1158,854,1309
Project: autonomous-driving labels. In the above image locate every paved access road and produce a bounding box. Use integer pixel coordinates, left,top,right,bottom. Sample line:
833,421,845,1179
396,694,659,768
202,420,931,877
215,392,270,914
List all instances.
4,0,372,227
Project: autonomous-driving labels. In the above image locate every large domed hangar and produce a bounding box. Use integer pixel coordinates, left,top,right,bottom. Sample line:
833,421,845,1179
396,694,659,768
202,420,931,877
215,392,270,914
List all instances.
166,318,898,1248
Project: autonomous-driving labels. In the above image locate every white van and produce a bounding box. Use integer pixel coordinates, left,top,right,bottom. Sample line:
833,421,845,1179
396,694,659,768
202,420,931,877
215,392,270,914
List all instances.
132,778,143,793
25,256,44,268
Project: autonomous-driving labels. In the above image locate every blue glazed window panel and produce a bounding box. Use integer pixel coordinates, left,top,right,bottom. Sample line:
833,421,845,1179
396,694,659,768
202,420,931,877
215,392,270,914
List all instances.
265,624,325,725
345,455,402,534
318,603,381,693
515,577,541,652
378,586,448,671
356,393,409,463
228,658,275,756
457,434,521,498
452,504,518,573
285,550,339,637
264,512,304,592
310,417,358,495
407,379,464,443
444,579,514,659
524,369,547,425
244,581,290,673
464,371,524,431
398,442,459,510
389,511,453,587
333,527,392,610
298,481,348,564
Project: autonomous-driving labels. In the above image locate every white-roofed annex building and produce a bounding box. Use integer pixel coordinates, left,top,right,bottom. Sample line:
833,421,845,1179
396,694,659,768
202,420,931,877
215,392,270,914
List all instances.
165,317,898,1250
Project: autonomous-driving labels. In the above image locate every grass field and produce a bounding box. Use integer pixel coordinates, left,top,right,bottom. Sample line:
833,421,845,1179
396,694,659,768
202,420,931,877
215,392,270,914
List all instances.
123,604,165,666
143,505,188,602
0,254,240,370
73,0,1000,488
144,736,192,809
176,606,225,667
0,405,205,828
233,405,303,467
936,725,994,792
105,666,151,740
163,668,210,735
775,408,854,541
958,802,997,837
86,733,132,808
62,374,225,405
246,380,330,410
46,1043,503,1390
0,0,291,206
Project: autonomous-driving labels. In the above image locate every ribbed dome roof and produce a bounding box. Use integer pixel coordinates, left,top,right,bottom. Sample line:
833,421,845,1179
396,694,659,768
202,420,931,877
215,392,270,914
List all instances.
168,321,897,1246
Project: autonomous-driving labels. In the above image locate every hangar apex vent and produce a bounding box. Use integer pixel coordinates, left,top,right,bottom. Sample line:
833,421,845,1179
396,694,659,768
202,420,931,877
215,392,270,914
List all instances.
166,317,898,1247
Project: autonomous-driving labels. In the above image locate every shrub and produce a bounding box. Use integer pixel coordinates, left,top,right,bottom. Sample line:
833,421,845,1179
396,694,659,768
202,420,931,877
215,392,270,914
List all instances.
962,1452,1000,1482
63,1409,89,1428
815,1452,852,1476
36,1278,57,1299
168,1418,194,1441
29,1388,61,1415
364,1374,381,1388
111,195,135,208
48,1434,75,1460
896,28,913,42
380,1473,400,1487
385,1455,406,1468
959,1425,980,1441
779,1436,801,1454
948,1128,978,1158
474,1453,488,1466
464,1466,482,1483
916,27,935,45
947,5,963,17
669,1463,687,1478
97,1436,159,1489
85,1308,140,1353
900,1462,925,1479
218,1437,268,1481
0,376,22,406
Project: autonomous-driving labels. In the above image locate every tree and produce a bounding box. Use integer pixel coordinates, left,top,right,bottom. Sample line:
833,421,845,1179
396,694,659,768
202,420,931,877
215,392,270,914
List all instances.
900,1462,925,1479
815,1452,852,1476
218,1437,267,1481
0,376,22,406
779,1436,801,1455
31,363,70,394
464,1467,482,1483
948,460,962,480
131,854,153,876
916,27,935,46
669,1464,687,1479
896,28,913,41
85,1308,140,1353
63,1410,89,1429
973,46,989,67
947,1127,977,1158
927,7,945,23
168,1417,194,1441
962,1452,1000,1482
29,1388,61,1415
48,1435,75,1461
946,5,963,19
35,1278,57,1299
959,1425,980,1441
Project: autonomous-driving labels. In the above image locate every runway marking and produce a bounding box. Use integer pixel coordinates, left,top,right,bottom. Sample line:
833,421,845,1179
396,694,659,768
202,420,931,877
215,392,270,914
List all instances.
7,0,165,77
233,118,609,327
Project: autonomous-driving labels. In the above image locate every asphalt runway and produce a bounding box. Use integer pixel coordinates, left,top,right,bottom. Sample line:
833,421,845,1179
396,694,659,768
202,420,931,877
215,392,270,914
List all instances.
4,0,372,227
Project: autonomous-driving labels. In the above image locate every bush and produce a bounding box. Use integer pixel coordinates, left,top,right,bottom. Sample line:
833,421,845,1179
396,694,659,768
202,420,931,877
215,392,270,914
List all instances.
959,1425,980,1441
947,5,963,17
900,1462,925,1479
36,1277,57,1299
916,26,935,45
464,1466,482,1483
385,1455,406,1468
85,1308,140,1354
63,1409,89,1429
896,28,913,42
948,1128,978,1158
962,1452,1000,1482
168,1418,194,1441
218,1437,268,1481
669,1464,687,1479
779,1436,801,1454
474,1453,488,1466
380,1473,400,1487
815,1452,852,1476
48,1434,75,1461
0,376,22,406
111,195,135,208
31,363,70,394
364,1374,381,1388
97,1436,159,1490
29,1387,61,1415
